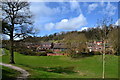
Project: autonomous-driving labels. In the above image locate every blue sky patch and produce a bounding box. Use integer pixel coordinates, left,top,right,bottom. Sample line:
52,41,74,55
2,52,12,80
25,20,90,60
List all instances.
30,2,118,36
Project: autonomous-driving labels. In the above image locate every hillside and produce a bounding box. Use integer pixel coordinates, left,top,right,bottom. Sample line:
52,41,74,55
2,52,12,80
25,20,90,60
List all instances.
1,49,118,78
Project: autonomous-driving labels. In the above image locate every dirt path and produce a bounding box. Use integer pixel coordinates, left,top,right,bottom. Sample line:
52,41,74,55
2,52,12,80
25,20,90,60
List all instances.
0,62,30,79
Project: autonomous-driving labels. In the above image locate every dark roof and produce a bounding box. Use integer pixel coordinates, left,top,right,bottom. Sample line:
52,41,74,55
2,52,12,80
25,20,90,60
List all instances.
41,46,51,48
38,42,53,48
41,42,52,45
25,42,41,45
53,43,67,49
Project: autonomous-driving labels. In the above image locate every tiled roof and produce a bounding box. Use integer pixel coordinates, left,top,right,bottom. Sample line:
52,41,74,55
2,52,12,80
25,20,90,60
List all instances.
53,43,67,49
41,42,52,45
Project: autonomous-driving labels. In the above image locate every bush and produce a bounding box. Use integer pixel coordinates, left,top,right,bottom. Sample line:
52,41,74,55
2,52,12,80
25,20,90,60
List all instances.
46,50,53,53
115,52,120,56
37,52,47,56
70,54,79,58
88,51,94,55
93,51,101,55
20,49,35,55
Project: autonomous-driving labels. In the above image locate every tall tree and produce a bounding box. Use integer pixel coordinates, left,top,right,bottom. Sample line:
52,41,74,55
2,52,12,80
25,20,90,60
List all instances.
2,0,33,64
96,17,114,78
64,33,87,57
108,26,120,54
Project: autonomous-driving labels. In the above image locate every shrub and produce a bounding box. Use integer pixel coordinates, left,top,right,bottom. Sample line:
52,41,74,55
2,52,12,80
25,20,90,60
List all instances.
115,53,120,56
46,50,53,53
93,51,101,55
20,49,35,55
37,52,47,56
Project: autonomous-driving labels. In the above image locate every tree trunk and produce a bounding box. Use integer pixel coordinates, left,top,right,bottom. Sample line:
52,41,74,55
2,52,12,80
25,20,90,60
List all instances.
9,21,15,64
9,33,15,64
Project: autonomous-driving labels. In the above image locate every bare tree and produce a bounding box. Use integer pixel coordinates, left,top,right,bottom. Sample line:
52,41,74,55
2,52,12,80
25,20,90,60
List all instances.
2,0,33,64
97,17,113,78
64,33,87,57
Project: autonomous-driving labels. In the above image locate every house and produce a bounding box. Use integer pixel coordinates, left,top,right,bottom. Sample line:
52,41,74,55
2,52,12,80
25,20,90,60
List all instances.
88,41,114,54
53,43,67,52
36,42,67,52
36,42,53,51
35,42,68,56
25,43,41,49
87,41,103,52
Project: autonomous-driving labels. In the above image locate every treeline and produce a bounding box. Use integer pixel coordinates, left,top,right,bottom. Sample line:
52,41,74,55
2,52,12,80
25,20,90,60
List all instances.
2,25,120,55
23,25,118,42
22,25,119,54
2,40,51,56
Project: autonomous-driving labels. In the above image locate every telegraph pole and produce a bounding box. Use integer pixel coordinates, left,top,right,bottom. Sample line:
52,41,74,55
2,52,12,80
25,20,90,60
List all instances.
102,40,105,78
102,25,106,79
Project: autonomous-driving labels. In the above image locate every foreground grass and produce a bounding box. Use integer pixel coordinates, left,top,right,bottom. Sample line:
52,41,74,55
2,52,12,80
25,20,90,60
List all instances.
0,49,119,78
1,66,20,80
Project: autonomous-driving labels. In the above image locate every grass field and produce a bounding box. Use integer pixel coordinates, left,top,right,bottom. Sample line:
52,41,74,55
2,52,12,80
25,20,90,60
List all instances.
0,49,119,78
1,66,20,80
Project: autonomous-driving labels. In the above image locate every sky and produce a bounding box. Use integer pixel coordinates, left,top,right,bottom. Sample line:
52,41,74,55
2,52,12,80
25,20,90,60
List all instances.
30,2,118,37
1,1,119,40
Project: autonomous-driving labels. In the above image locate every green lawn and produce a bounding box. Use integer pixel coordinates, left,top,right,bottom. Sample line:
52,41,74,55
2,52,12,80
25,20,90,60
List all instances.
1,66,20,80
0,49,118,78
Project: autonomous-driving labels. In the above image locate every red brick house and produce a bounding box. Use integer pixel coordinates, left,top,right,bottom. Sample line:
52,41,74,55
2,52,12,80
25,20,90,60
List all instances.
53,43,67,52
25,43,41,49
35,42,68,56
87,41,103,52
36,42,53,51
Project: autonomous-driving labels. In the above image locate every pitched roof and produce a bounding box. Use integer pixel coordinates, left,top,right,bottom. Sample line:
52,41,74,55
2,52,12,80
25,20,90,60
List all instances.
38,42,53,48
53,43,67,49
41,42,52,45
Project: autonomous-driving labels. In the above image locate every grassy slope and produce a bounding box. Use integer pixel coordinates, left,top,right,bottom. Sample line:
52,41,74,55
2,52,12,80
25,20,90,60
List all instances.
0,49,20,79
1,66,20,80
0,49,118,78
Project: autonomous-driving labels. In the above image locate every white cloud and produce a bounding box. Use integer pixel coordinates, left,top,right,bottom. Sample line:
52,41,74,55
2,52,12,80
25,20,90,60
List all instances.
102,2,117,16
61,19,68,22
14,37,21,40
43,14,87,31
1,34,26,40
88,3,98,13
115,19,120,26
30,2,85,31
55,14,87,30
77,27,88,32
69,1,81,14
44,23,55,31
1,34,10,40
100,0,105,7
1,33,25,40
30,2,73,30
30,2,60,17
30,2,62,30
81,27,89,31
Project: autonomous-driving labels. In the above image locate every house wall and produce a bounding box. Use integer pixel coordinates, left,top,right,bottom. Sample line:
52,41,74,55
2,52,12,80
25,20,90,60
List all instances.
47,53,67,56
87,41,104,52
53,49,61,52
